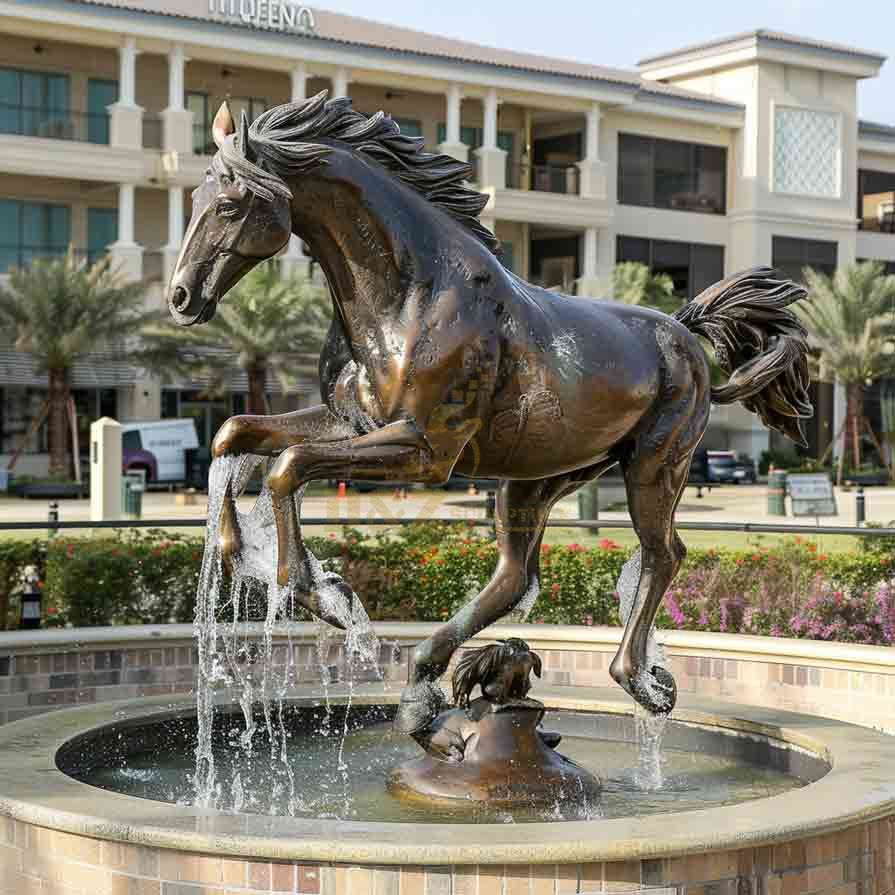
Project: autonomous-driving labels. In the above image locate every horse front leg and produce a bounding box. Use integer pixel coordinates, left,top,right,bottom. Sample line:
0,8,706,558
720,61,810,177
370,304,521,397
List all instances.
211,404,353,574
263,419,467,624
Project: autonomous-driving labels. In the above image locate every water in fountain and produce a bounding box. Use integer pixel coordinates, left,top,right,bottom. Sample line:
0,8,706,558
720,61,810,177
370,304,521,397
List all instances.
193,455,381,814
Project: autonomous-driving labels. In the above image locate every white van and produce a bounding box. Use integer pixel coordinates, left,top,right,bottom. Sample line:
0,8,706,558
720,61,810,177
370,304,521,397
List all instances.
121,419,200,484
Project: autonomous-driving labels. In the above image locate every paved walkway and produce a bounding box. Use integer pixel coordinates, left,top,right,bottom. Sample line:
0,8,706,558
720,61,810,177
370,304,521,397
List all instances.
0,480,890,529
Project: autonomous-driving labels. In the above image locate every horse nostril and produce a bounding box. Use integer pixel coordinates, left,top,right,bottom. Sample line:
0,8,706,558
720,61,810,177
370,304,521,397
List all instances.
171,285,190,312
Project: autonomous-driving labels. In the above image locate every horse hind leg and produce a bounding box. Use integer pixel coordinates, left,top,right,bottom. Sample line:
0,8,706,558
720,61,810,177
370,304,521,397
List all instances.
397,468,600,738
609,436,694,716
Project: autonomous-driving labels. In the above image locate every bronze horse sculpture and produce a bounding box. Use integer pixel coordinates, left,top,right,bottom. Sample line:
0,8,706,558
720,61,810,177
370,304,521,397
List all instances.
167,91,811,745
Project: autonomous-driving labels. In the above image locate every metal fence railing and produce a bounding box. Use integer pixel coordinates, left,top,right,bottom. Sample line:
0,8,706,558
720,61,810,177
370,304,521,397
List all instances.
1,517,893,538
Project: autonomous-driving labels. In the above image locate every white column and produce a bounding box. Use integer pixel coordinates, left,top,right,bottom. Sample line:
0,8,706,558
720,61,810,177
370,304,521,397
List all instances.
281,235,311,280
446,83,462,145
109,183,143,281
577,227,601,298
119,37,138,106
90,418,122,522
168,44,185,110
474,88,506,188
585,103,601,162
108,37,142,149
439,84,467,163
162,44,192,154
577,101,608,199
291,62,309,103
332,67,350,98
163,186,184,285
119,183,135,245
482,88,498,150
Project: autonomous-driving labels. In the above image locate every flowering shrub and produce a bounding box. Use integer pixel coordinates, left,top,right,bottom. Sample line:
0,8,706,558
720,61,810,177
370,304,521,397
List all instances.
2,524,895,645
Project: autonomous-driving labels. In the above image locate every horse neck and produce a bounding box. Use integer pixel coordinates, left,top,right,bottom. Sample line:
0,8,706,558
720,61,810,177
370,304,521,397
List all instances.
286,159,425,324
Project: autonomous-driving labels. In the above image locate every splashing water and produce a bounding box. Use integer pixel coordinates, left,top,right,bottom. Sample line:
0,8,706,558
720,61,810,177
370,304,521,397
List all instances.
616,547,669,789
193,455,380,814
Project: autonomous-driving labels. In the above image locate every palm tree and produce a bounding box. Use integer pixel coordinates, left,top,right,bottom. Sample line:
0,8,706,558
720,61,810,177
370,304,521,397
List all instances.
0,250,149,476
140,261,331,414
795,261,895,478
610,261,680,315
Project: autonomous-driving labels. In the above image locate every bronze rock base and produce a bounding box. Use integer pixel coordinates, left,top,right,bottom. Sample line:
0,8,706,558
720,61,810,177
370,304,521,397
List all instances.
387,699,601,809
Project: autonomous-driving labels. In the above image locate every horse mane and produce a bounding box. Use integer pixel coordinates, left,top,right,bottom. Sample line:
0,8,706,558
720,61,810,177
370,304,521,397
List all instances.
220,90,500,256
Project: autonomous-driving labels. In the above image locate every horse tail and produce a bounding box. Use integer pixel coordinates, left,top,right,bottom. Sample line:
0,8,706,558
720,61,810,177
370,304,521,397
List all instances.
674,266,813,446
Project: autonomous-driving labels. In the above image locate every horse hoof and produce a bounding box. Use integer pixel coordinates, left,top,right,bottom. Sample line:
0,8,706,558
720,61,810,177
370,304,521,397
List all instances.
394,680,448,735
630,665,677,715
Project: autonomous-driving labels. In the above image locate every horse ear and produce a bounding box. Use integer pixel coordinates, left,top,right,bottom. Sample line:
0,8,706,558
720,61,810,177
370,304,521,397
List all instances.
239,110,254,162
212,101,235,149
532,653,542,678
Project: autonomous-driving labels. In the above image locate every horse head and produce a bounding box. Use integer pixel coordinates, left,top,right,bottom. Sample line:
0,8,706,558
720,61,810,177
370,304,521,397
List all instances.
167,102,292,326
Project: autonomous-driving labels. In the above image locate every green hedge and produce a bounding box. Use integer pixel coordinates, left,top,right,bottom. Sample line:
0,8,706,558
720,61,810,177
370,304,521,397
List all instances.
1,524,894,644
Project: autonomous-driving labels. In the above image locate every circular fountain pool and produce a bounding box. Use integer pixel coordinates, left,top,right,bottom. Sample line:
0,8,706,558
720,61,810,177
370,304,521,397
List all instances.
57,703,823,824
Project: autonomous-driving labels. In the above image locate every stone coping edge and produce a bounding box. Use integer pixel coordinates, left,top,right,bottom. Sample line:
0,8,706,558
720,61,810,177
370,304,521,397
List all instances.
2,623,894,674
0,688,893,865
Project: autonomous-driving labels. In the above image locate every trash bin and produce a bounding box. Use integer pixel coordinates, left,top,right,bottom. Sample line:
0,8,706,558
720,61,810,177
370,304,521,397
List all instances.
766,468,787,516
186,447,212,491
122,472,145,519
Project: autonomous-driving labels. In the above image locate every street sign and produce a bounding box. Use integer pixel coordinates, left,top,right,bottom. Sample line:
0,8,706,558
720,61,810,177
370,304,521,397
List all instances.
787,473,837,517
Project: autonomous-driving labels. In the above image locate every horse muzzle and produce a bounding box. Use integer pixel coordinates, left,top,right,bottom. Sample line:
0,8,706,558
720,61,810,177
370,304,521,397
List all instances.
167,282,217,327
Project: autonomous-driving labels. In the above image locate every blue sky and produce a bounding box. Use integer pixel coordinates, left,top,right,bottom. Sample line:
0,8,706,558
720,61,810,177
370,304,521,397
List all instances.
319,0,894,125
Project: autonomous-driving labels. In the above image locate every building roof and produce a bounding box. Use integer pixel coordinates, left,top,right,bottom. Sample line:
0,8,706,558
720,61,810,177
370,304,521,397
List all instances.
63,1,744,111
860,119,895,140
638,29,887,67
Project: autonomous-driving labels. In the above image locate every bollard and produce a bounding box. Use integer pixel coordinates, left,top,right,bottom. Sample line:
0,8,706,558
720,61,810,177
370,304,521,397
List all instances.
484,490,496,529
856,485,866,527
47,501,59,538
767,468,787,516
577,480,600,534
19,571,41,629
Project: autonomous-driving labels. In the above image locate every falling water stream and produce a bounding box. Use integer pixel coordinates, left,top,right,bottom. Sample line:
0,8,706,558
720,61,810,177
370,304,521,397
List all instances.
193,455,381,814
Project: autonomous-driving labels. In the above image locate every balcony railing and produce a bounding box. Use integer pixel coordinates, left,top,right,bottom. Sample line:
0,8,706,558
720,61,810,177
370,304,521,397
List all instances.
0,104,110,144
860,191,895,233
509,163,580,195
143,115,163,150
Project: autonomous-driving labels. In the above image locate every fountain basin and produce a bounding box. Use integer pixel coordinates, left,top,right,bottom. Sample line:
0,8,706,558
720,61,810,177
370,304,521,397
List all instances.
1,687,894,894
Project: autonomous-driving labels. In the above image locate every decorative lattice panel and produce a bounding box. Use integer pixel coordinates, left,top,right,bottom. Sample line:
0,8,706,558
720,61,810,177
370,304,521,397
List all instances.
773,106,841,198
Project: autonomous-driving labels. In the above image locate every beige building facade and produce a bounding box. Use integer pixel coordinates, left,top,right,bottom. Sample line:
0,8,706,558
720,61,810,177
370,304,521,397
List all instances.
0,2,893,474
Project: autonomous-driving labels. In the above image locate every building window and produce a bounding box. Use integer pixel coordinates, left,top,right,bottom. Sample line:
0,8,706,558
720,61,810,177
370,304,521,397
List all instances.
87,208,118,265
393,117,422,137
772,236,837,283
86,79,117,145
0,68,70,139
0,199,70,273
858,170,895,233
618,134,726,214
616,236,724,301
189,94,268,155
857,258,895,276
773,106,841,198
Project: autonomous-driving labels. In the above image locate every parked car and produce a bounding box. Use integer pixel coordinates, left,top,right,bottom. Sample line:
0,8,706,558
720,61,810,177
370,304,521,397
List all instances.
121,419,200,484
689,450,756,485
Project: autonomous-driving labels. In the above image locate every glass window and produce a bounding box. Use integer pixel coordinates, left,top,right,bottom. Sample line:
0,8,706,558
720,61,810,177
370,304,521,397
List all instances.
858,169,895,233
0,200,70,272
0,69,70,138
616,236,724,301
87,79,117,145
187,92,210,154
394,117,422,137
772,237,837,283
436,123,514,152
87,208,117,264
618,133,726,214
